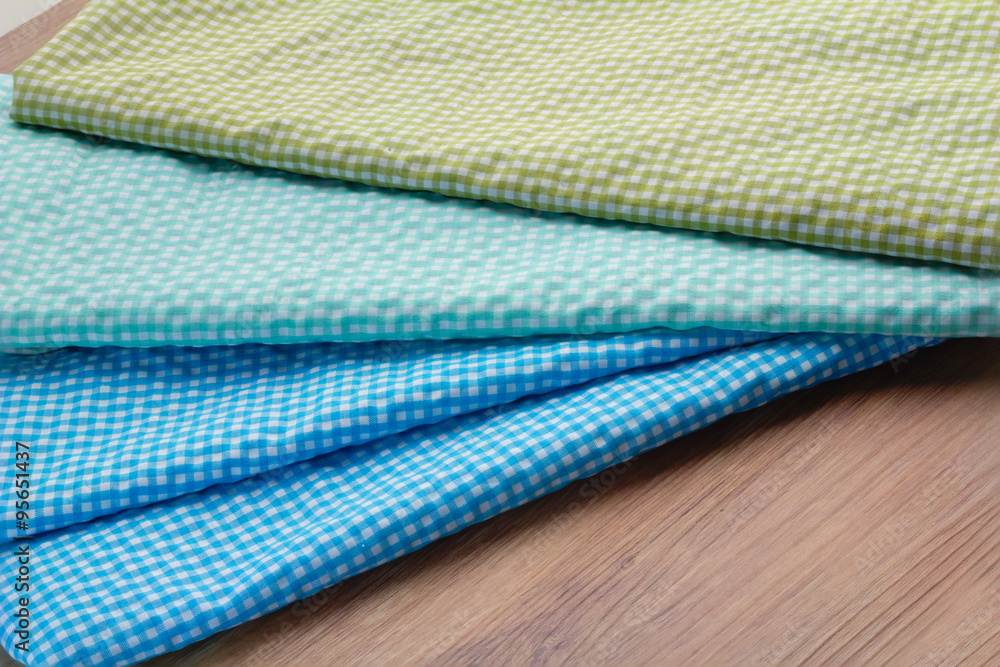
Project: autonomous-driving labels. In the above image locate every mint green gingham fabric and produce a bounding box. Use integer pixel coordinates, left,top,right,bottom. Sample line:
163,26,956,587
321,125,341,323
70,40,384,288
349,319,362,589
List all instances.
2,75,1000,347
11,0,1000,269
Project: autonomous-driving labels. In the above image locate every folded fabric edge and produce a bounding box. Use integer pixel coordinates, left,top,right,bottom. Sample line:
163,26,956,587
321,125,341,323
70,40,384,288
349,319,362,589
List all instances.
9,1,1000,271
0,328,774,543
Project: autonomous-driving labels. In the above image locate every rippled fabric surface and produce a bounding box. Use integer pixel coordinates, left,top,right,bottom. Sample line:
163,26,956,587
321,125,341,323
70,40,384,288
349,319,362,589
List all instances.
2,77,999,349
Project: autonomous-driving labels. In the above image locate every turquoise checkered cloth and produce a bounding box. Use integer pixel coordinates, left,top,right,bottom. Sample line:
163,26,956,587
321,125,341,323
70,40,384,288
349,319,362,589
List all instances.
1,76,999,346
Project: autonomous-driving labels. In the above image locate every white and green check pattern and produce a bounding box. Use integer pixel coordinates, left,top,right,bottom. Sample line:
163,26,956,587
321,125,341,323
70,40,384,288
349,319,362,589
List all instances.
11,0,1000,269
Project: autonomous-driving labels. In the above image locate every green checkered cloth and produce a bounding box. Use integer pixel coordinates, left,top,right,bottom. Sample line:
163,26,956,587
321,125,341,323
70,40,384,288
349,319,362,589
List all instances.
11,0,1000,269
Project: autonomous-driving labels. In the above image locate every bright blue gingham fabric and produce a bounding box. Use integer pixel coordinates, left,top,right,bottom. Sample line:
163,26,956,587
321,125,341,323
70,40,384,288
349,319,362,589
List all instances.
0,328,771,541
2,331,934,665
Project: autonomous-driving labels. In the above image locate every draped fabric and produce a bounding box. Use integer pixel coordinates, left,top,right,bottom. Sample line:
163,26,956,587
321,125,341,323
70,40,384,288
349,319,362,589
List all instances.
2,332,932,665
1,0,995,663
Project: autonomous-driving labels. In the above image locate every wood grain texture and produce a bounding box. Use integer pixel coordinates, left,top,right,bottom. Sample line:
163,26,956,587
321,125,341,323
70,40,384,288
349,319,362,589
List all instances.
133,338,1000,666
2,4,1000,665
0,0,88,73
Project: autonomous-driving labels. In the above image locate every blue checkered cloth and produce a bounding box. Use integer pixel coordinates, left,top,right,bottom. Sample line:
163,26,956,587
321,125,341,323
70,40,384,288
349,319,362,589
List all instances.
0,328,770,541
2,331,934,665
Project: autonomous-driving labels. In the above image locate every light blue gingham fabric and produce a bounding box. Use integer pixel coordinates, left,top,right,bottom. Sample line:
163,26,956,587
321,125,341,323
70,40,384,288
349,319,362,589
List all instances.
3,331,934,665
0,328,771,541
1,74,999,348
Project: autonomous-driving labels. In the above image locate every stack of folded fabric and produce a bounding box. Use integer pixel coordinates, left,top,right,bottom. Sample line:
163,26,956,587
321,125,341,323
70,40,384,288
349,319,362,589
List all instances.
3,1,999,664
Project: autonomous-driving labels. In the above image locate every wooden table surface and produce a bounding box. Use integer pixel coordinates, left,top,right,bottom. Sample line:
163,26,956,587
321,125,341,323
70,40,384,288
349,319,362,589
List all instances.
3,5,1000,665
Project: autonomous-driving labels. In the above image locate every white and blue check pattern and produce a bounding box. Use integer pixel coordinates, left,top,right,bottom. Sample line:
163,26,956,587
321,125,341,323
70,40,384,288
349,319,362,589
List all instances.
2,332,934,665
0,328,769,540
